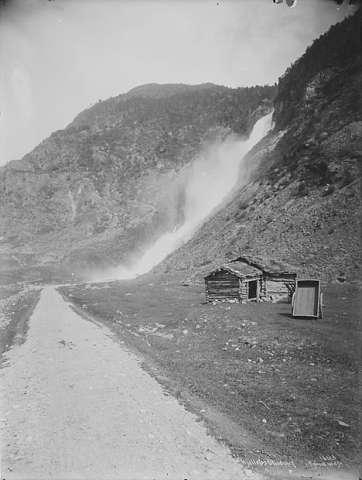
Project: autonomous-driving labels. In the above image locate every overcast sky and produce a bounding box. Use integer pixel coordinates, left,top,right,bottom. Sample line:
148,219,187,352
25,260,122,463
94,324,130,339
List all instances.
0,0,352,166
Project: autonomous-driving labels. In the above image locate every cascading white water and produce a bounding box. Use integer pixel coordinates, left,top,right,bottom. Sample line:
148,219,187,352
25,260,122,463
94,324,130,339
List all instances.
99,112,273,281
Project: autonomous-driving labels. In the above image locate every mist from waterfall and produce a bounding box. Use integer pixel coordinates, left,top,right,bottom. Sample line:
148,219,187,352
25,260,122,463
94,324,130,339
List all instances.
96,112,273,281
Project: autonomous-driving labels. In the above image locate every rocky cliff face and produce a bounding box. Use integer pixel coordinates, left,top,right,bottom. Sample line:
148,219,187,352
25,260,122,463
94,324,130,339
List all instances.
0,83,275,276
158,8,362,283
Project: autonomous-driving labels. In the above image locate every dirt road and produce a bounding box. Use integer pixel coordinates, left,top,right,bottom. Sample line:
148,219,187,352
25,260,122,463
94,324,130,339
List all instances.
0,287,260,479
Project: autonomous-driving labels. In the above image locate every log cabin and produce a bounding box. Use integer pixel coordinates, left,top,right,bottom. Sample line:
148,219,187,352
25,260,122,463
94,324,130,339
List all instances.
204,257,297,303
204,262,263,303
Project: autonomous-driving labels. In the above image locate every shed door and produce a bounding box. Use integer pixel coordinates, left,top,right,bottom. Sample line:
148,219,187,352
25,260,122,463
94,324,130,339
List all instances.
248,280,258,300
293,281,319,316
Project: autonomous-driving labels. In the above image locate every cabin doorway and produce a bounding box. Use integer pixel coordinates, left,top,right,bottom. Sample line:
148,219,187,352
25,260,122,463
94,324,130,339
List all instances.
248,280,258,300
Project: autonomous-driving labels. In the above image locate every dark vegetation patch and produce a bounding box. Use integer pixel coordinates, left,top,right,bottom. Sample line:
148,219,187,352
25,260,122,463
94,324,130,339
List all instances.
274,8,362,129
0,287,41,360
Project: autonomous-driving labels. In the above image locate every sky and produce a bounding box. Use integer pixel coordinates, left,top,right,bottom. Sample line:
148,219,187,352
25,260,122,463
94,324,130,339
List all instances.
0,0,352,166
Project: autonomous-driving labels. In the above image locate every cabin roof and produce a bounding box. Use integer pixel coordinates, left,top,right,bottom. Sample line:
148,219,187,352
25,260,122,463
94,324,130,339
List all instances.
231,256,296,276
206,262,262,279
205,255,297,280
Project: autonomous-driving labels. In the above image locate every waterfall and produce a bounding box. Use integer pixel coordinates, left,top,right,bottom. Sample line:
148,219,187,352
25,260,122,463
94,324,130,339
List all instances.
98,112,273,281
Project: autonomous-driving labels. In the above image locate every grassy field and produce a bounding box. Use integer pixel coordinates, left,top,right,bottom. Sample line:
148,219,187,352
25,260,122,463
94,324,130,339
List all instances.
60,274,360,470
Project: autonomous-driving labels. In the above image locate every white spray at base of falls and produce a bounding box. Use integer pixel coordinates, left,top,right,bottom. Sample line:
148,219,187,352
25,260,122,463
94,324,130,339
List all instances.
98,112,273,281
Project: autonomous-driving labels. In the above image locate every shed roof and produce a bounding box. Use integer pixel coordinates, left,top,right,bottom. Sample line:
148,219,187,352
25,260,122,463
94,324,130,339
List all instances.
206,262,262,279
232,256,296,276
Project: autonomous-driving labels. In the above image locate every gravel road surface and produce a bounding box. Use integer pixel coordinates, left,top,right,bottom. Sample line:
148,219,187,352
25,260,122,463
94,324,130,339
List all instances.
1,287,260,479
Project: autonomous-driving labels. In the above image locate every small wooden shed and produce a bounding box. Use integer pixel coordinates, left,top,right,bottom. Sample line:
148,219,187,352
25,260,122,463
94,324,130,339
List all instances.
292,279,322,318
204,256,297,303
204,262,263,303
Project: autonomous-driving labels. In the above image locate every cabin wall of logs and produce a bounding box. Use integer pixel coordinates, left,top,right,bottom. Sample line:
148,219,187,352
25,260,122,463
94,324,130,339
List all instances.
205,264,297,304
205,270,264,303
205,270,240,302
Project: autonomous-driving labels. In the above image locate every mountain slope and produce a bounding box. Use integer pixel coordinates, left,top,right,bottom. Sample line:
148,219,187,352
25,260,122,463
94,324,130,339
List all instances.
1,10,361,284
0,83,275,275
158,8,362,283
